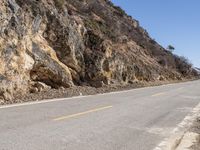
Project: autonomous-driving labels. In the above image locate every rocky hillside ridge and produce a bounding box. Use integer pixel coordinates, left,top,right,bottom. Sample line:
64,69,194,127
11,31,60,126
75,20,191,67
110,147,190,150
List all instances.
0,0,198,102
195,68,200,74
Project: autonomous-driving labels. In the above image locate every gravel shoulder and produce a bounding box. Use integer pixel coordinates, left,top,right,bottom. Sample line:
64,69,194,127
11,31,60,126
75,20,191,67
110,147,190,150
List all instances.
189,117,200,150
168,107,200,150
0,79,197,105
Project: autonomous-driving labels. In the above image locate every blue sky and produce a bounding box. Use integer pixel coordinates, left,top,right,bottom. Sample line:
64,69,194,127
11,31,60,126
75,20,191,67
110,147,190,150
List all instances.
112,0,200,67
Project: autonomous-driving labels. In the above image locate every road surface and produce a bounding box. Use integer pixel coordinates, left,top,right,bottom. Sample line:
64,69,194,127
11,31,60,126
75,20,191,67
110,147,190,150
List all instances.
0,80,200,150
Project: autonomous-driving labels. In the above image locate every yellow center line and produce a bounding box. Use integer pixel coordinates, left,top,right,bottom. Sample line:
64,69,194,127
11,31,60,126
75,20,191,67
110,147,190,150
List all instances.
152,92,166,97
53,105,113,121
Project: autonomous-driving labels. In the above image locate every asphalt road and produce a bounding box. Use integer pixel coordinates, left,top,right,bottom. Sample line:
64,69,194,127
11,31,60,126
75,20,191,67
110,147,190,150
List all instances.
0,80,200,150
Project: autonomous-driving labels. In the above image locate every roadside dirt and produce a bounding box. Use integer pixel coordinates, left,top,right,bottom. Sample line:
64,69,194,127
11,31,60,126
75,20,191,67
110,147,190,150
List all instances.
189,117,200,150
0,79,196,106
3,81,143,105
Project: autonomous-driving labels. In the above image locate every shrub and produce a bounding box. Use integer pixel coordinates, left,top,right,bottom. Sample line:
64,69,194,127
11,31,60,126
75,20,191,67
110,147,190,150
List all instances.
167,45,175,52
113,6,126,16
106,0,114,7
84,19,115,40
150,39,156,44
105,0,126,16
175,55,193,75
54,0,65,10
85,30,103,50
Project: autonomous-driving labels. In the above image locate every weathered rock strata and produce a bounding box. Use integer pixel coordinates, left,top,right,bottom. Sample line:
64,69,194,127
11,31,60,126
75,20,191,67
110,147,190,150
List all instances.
0,0,198,101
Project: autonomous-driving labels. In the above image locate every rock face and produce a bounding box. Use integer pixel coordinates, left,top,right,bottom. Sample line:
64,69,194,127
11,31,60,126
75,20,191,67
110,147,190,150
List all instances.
0,0,198,101
195,68,200,75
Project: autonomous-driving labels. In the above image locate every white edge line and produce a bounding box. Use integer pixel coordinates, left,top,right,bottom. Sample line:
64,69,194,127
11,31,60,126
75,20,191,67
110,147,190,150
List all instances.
0,95,89,109
153,102,200,150
0,80,197,109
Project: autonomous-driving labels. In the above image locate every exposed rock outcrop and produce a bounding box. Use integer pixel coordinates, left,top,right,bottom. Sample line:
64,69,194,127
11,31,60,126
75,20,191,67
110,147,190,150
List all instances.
0,0,198,102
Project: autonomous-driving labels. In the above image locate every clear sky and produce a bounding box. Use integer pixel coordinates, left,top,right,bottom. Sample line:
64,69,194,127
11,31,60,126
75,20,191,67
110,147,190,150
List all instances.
111,0,200,67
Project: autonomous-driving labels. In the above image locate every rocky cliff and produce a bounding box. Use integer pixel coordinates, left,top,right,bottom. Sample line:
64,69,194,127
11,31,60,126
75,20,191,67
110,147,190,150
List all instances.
0,0,198,102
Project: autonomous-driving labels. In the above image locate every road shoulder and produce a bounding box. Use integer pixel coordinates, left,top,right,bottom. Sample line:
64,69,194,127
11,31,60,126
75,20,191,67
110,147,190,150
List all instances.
154,103,200,150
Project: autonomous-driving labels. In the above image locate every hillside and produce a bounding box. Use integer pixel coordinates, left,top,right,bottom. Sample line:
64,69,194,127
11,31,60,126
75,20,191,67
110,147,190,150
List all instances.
195,67,200,74
0,0,198,102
